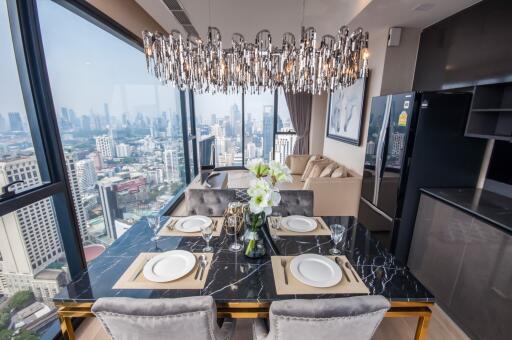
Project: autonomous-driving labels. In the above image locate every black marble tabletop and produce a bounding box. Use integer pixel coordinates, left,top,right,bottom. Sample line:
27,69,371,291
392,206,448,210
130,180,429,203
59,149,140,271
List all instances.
54,216,434,304
421,188,512,233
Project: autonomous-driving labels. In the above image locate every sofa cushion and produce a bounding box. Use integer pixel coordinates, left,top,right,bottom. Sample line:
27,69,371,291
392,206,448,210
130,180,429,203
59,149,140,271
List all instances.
307,160,332,179
320,162,338,177
301,155,322,181
289,156,311,175
278,175,304,190
331,166,347,178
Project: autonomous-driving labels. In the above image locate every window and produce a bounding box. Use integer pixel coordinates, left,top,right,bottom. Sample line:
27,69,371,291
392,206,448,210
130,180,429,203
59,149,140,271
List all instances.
274,89,297,164
194,90,296,166
194,93,243,167
244,90,275,163
38,0,187,246
0,1,49,194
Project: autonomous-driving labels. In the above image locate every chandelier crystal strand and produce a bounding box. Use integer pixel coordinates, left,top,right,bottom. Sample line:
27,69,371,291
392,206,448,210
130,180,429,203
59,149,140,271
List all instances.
142,26,368,95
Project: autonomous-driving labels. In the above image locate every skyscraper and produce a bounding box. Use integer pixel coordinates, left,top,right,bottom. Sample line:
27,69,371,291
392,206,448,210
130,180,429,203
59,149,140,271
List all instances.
64,154,89,242
95,135,114,160
115,143,131,158
0,156,67,301
163,149,179,182
8,112,23,132
262,105,274,161
76,158,97,191
98,177,121,240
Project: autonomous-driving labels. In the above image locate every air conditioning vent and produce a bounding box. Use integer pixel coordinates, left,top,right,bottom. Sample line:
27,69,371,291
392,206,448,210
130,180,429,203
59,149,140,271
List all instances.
172,10,192,25
162,0,183,11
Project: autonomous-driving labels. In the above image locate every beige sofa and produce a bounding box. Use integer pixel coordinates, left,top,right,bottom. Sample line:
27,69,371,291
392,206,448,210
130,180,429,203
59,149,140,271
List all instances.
280,155,362,217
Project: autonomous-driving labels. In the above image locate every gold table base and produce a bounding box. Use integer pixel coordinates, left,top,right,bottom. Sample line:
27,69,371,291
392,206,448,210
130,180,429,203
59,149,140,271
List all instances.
56,300,433,340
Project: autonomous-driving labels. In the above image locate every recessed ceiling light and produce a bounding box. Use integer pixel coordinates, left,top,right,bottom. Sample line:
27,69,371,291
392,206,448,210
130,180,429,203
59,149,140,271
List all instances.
413,3,436,12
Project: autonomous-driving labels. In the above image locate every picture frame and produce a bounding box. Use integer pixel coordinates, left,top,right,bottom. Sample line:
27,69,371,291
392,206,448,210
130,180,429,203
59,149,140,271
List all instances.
326,76,368,145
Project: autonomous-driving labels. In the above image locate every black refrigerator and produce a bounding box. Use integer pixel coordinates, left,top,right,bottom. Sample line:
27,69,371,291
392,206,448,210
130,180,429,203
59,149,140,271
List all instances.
358,91,486,263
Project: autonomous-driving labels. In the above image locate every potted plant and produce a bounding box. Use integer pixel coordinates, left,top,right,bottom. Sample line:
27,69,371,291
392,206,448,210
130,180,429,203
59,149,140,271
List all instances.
243,159,292,258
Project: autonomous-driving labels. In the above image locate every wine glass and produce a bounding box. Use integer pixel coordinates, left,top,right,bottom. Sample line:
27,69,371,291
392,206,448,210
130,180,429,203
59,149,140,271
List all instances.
147,211,161,251
201,222,214,252
227,215,242,252
329,224,346,255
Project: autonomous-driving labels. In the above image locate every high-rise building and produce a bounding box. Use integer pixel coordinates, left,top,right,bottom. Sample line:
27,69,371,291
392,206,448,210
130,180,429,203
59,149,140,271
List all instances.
274,134,296,164
64,154,89,242
163,149,179,182
81,115,91,131
88,151,103,170
95,135,114,160
8,112,23,132
115,143,131,158
97,177,121,240
198,136,215,166
76,158,97,191
0,156,67,301
262,105,274,161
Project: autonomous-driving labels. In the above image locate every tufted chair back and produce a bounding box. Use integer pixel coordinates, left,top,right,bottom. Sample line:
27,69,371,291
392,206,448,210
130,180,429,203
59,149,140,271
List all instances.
92,296,235,340
273,190,314,217
253,296,390,340
186,189,237,216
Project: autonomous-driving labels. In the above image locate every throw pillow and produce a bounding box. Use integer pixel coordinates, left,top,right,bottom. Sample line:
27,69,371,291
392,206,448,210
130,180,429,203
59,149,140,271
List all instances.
319,162,338,177
331,166,347,178
289,156,310,175
306,159,332,179
301,155,322,181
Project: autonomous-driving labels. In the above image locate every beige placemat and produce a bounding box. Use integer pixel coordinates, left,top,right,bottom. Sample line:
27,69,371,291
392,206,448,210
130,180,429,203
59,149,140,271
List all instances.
158,217,224,237
113,252,213,289
271,255,369,295
268,217,331,236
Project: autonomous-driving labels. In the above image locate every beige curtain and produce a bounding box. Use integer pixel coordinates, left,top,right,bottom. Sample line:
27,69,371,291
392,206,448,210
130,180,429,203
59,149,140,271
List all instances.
285,92,312,154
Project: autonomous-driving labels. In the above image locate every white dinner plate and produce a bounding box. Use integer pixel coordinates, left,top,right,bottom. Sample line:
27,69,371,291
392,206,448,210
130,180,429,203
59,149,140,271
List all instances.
290,254,342,288
143,250,196,283
174,216,212,233
281,215,317,233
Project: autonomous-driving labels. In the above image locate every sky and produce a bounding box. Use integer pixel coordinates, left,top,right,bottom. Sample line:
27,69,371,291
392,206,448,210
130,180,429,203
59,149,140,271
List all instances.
1,0,292,127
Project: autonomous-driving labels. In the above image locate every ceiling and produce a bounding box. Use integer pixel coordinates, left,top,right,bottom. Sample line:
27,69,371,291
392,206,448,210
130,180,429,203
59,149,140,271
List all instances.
135,0,481,42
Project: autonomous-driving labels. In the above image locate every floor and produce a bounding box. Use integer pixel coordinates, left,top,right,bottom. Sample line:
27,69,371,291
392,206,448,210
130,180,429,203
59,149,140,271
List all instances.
75,304,468,339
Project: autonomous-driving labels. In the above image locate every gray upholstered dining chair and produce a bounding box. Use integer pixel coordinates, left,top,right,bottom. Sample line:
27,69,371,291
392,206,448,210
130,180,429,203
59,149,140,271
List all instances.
252,296,390,340
91,296,235,340
186,189,236,216
273,190,314,217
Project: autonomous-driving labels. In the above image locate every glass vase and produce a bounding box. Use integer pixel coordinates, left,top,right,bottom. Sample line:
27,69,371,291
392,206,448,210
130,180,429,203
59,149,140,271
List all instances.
243,211,267,258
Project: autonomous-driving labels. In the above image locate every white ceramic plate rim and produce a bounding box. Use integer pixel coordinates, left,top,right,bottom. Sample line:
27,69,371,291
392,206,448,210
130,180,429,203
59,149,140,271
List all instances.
289,254,342,288
175,215,212,233
281,215,317,233
143,250,196,283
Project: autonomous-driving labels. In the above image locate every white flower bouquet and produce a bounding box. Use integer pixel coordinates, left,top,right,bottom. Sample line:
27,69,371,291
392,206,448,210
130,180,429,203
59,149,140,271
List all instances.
244,159,292,256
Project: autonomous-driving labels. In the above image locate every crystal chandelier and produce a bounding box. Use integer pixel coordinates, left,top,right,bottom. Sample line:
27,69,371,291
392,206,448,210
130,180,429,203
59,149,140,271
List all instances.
142,26,369,95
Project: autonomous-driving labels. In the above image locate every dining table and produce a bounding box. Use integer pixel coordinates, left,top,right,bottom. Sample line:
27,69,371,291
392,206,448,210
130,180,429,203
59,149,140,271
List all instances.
54,215,435,340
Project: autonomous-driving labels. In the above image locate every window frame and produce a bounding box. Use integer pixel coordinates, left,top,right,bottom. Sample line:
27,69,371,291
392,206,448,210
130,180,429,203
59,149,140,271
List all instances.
4,0,195,280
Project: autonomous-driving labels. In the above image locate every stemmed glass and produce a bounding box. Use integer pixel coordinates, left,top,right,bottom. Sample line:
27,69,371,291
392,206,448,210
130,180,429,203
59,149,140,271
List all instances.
200,222,214,252
147,211,162,251
329,224,346,255
228,215,242,252
227,202,243,252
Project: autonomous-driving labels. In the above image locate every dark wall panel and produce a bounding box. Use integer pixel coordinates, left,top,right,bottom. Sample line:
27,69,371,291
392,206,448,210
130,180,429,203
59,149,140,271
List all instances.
413,0,512,91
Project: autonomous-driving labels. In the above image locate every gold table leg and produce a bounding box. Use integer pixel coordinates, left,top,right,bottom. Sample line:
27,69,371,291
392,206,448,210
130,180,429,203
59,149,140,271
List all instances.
414,311,431,340
55,301,433,340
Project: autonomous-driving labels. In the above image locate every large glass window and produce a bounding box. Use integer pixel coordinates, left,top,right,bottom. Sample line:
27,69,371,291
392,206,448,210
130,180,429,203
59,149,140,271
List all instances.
193,90,297,166
275,89,297,164
194,93,243,167
38,0,187,247
0,1,49,194
244,90,275,163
